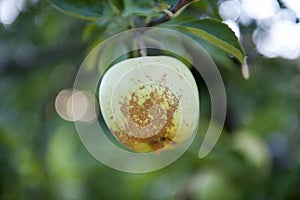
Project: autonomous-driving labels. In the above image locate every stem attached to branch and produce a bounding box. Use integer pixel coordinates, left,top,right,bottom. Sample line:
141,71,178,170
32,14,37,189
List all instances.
135,30,147,56
148,0,195,26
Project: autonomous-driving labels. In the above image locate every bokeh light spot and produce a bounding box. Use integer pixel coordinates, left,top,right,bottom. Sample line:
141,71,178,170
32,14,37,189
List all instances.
66,91,88,121
219,0,241,21
254,20,300,59
233,132,271,172
0,0,25,25
55,89,98,122
283,0,300,18
240,0,279,20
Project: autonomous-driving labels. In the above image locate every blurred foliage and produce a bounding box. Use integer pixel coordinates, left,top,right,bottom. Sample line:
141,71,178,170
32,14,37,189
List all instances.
1,0,300,200
49,0,245,66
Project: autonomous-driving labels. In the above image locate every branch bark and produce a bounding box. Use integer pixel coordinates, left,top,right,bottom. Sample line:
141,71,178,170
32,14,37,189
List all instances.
147,0,195,27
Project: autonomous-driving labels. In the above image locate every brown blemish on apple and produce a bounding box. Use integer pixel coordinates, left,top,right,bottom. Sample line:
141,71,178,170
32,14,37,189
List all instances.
112,84,180,152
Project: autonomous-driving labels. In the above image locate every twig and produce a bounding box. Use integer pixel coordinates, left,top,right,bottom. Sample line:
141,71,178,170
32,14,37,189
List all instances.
135,30,147,56
147,0,195,26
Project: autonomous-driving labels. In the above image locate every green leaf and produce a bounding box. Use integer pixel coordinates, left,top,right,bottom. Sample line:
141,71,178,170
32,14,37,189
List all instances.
167,18,246,65
122,0,158,20
48,0,123,20
189,0,221,19
186,19,244,53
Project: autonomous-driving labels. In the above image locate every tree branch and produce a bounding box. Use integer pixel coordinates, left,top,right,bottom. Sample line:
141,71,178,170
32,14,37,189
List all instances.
147,0,195,27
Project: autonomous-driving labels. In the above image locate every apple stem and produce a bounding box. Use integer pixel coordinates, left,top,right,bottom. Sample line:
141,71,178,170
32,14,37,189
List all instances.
148,0,196,27
135,30,147,56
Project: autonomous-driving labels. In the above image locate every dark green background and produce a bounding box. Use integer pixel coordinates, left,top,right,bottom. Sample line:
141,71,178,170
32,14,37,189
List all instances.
1,1,300,199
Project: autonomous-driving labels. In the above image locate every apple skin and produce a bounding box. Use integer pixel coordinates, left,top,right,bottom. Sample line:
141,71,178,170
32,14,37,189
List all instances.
99,56,199,153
